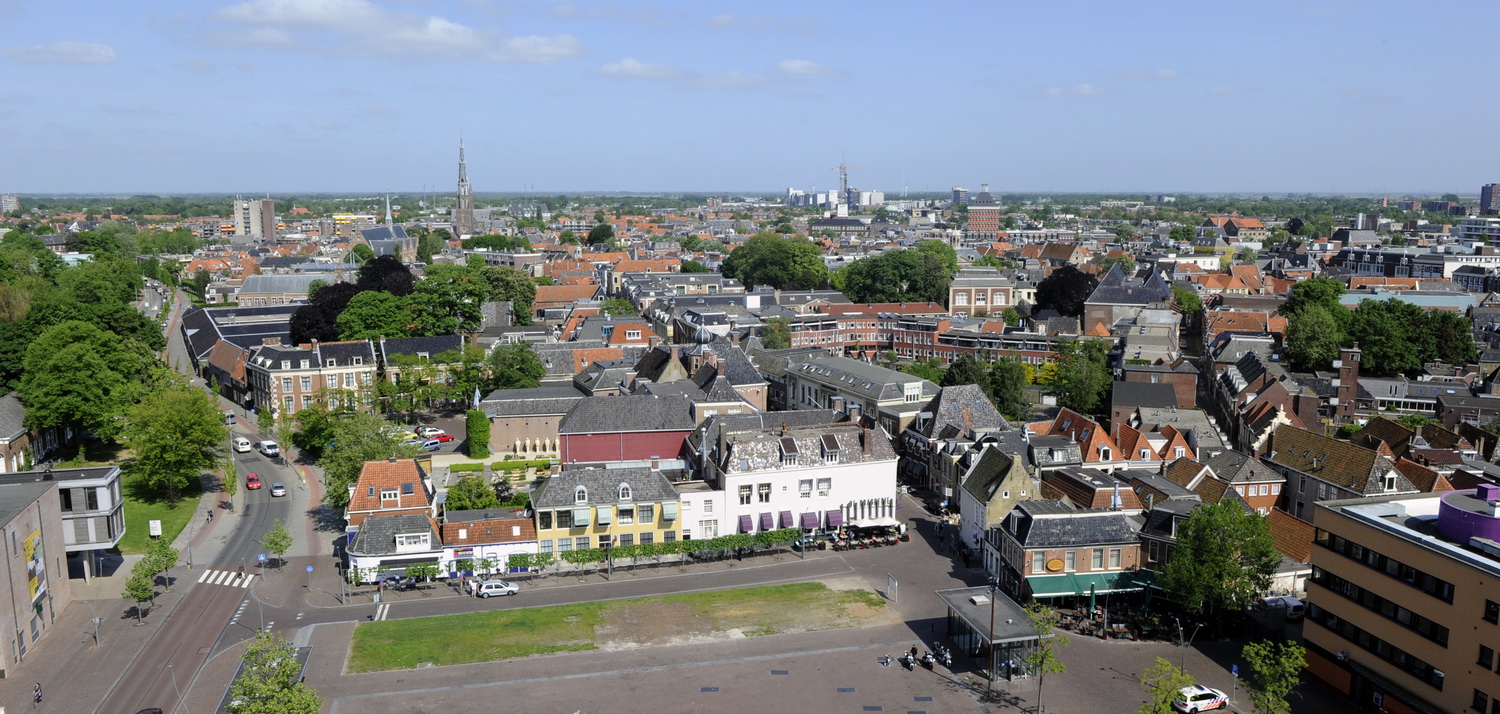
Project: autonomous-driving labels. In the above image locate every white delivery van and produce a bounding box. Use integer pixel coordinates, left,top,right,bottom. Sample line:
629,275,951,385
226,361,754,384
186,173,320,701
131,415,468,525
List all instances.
232,436,252,453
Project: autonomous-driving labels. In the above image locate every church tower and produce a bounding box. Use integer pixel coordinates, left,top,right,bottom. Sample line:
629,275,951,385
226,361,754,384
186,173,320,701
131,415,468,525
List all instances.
454,139,475,237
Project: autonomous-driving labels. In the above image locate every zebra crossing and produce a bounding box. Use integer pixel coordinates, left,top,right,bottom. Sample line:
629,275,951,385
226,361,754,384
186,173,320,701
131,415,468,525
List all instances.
196,568,255,589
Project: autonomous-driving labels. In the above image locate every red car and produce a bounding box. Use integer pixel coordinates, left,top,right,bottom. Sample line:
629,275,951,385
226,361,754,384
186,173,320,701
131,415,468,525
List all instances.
246,473,263,490
434,433,456,443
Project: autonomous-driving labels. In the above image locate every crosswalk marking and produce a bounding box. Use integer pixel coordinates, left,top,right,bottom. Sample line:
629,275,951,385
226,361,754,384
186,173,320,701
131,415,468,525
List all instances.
197,568,252,589
374,603,391,621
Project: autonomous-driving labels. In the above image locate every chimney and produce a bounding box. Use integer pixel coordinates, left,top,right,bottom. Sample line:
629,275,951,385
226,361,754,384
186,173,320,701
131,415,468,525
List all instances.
846,404,861,423
862,426,873,455
670,344,681,365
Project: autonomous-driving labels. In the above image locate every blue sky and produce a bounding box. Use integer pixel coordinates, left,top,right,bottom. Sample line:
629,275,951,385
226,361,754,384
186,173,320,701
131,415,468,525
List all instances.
1,0,1495,195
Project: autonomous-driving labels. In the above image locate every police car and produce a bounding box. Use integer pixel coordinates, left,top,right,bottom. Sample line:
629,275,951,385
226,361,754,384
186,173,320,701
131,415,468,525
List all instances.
1173,685,1228,712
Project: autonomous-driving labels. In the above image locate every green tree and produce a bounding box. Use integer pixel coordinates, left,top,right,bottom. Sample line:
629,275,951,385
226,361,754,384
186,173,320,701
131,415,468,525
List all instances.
841,249,952,305
318,412,418,509
600,298,637,316
760,316,791,350
1138,657,1196,714
466,409,490,459
1284,304,1345,371
720,233,828,290
1034,265,1099,318
1169,224,1197,243
680,259,710,273
587,223,615,244
899,358,946,384
916,239,959,274
999,306,1021,325
445,474,500,510
1095,254,1136,275
20,320,162,441
485,342,544,391
335,290,411,340
409,264,487,335
1022,602,1069,713
1045,339,1111,415
258,519,293,570
1170,285,1202,316
221,456,238,510
1160,500,1279,633
941,354,989,388
123,384,227,502
1242,641,1305,714
348,243,375,264
226,631,323,714
145,536,180,591
1279,277,1344,317
1424,309,1479,366
477,265,537,325
123,566,155,625
988,357,1030,422
1113,224,1138,241
1395,413,1439,430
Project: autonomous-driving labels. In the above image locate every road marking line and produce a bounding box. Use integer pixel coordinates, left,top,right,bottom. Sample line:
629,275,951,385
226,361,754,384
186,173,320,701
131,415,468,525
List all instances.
207,570,226,585
198,570,213,583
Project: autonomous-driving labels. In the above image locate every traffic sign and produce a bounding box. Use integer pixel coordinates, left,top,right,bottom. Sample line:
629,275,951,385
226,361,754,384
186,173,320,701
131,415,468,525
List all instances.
1232,664,1239,678
306,565,314,573
258,553,266,562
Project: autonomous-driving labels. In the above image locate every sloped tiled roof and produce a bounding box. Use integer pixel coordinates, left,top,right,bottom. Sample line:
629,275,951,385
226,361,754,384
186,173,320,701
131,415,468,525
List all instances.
0,393,25,440
1264,427,1415,495
440,508,536,546
914,384,1008,439
1267,508,1314,563
347,459,432,515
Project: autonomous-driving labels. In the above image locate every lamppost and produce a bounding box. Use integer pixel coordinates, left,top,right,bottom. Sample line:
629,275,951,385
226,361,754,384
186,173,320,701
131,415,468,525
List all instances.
603,538,615,581
987,575,999,691
1174,616,1202,674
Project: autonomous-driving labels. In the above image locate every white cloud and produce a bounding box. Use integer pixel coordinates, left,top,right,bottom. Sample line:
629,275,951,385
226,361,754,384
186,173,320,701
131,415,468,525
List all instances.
773,59,838,76
702,12,817,35
599,57,681,79
1072,83,1102,96
1043,87,1064,97
2,41,117,64
207,0,584,63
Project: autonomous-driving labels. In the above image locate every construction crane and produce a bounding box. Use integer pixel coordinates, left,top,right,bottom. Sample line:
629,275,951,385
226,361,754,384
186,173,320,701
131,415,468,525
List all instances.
832,160,861,202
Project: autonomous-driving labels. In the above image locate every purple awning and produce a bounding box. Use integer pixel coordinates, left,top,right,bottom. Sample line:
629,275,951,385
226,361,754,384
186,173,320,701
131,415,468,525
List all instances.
780,510,793,528
739,514,753,534
801,512,819,530
826,510,844,528
760,512,774,531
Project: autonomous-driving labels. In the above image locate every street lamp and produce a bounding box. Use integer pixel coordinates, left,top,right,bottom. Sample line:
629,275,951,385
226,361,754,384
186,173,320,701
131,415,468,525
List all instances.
987,575,999,691
1174,616,1202,674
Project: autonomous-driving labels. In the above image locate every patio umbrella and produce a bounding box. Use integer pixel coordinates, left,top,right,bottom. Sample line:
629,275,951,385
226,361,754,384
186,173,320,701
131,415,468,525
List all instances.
1089,583,1096,614
1142,582,1153,612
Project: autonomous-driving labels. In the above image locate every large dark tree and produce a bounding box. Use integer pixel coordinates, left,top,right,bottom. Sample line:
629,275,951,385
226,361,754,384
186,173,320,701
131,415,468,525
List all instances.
720,233,828,290
289,282,359,344
355,255,415,296
1034,265,1098,317
941,354,989,388
841,250,951,305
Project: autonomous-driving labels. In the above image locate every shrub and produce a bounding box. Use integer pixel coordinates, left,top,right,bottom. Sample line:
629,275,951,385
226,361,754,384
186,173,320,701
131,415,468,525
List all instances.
466,409,490,459
450,463,484,473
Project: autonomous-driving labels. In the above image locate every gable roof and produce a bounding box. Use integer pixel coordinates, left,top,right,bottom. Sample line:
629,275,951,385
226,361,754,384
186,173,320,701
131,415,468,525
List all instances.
0,393,25,440
1264,427,1417,494
557,395,694,435
531,466,680,508
1267,508,1314,563
913,384,1009,439
440,508,537,546
347,459,432,514
347,513,439,557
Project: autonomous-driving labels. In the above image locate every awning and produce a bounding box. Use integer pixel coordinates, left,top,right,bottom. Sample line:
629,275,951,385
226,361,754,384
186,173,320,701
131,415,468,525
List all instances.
760,512,773,531
849,517,900,528
826,510,844,528
779,510,793,528
801,512,819,530
662,503,678,520
572,507,590,526
1026,571,1156,599
596,506,612,526
739,514,753,534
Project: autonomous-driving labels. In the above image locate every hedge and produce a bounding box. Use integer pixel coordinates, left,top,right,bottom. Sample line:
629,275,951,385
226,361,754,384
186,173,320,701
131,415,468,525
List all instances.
449,463,484,473
466,409,490,459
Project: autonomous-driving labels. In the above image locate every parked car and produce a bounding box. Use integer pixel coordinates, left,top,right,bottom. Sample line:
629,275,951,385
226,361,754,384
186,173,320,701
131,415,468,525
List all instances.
232,436,252,453
222,411,236,425
246,473,262,490
256,440,279,457
420,438,442,452
380,574,416,591
270,483,287,497
1173,685,1228,712
477,580,519,598
433,433,455,443
416,426,443,438
1259,595,1305,620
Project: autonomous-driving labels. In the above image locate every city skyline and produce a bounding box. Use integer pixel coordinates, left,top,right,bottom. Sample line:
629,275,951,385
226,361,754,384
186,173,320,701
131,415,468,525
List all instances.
3,0,1498,194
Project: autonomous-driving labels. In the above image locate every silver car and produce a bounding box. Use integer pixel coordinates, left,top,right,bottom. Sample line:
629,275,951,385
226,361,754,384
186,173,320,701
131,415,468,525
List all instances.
270,483,287,497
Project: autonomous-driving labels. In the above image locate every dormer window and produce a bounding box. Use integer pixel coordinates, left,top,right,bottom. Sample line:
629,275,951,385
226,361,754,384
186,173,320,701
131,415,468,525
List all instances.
280,361,291,370
618,483,632,501
300,360,310,369
1384,474,1397,491
353,357,362,365
574,486,588,504
1140,449,1151,460
381,489,399,501
326,359,336,367
1174,446,1186,458
1099,447,1112,460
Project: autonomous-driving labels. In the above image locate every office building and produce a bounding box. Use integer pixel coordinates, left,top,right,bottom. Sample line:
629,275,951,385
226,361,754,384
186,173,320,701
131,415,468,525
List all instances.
1307,488,1500,713
951,187,969,206
1483,183,1499,215
0,195,19,213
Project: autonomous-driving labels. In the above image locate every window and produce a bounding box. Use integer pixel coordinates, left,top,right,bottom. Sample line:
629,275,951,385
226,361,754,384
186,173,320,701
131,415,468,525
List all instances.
86,489,99,511
758,483,771,503
638,504,654,523
618,483,631,501
799,480,812,498
574,486,588,505
1149,540,1160,562
664,531,676,543
739,484,752,506
556,509,573,529
1271,484,1281,495
59,490,72,512
1031,552,1044,574
640,532,654,545
1140,449,1151,460
1064,550,1076,572
301,376,312,391
702,500,713,513
598,535,612,549
300,360,310,369
540,539,553,555
380,489,398,500
626,330,641,340
619,533,633,547
344,373,355,388
558,537,573,553
1099,447,1111,460
698,520,718,539
302,395,314,408
1109,548,1122,569
395,533,429,549
281,377,293,392
1092,549,1103,569
1174,446,1186,458
817,478,831,497
1487,600,1500,624
618,507,634,525
539,511,552,530
1475,691,1489,713
362,372,372,386
1481,645,1494,669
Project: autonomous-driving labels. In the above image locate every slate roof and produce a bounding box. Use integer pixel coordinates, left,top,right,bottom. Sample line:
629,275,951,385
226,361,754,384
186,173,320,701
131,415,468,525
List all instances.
1264,427,1417,495
531,466,680,508
347,513,439,557
238,274,326,295
1009,500,1139,547
960,446,1026,505
912,384,1009,439
720,423,896,473
0,393,26,440
788,355,937,403
380,335,465,361
557,395,694,435
1202,449,1280,484
1110,381,1178,411
360,226,410,243
1086,264,1171,306
1138,499,1199,538
480,385,586,418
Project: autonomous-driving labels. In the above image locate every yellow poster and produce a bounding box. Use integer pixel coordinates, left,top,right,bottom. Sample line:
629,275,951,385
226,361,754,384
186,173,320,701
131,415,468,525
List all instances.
23,529,45,604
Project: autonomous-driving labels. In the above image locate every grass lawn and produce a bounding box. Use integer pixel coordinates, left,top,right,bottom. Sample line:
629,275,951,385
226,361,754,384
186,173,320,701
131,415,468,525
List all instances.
118,470,203,555
347,582,883,673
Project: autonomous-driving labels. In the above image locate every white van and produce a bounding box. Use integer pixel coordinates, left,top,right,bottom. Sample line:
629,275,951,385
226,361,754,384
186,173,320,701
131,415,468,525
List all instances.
256,440,280,457
232,437,252,453
1262,595,1305,620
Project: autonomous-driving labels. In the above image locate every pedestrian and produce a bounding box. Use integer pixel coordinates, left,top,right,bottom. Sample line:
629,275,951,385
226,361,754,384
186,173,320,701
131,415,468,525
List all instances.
206,509,213,522
34,681,42,706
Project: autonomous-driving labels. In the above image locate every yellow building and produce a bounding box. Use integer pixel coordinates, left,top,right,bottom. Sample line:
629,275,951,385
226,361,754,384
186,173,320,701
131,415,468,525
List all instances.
1308,488,1500,714
531,467,682,558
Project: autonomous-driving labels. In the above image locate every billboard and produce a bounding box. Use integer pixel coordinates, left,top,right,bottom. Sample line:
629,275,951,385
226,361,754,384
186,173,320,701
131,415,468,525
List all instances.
23,528,46,605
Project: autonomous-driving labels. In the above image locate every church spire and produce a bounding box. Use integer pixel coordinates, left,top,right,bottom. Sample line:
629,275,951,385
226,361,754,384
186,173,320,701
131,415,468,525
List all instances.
454,137,475,237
